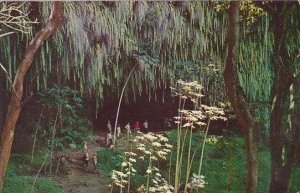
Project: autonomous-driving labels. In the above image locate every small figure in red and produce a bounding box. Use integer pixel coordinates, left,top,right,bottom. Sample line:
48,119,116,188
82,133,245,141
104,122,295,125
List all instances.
134,121,140,132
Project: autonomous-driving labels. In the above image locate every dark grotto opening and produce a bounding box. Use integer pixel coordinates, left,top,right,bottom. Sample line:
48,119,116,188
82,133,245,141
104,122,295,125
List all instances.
93,89,178,134
4,87,239,153
92,88,239,136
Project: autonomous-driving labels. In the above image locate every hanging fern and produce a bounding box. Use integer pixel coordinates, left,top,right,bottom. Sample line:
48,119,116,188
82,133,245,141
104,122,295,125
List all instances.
1,2,299,130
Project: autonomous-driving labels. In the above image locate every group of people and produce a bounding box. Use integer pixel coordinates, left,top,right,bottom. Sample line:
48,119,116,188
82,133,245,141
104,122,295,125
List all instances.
82,141,99,174
132,120,149,133
80,120,150,172
105,120,149,147
123,120,149,133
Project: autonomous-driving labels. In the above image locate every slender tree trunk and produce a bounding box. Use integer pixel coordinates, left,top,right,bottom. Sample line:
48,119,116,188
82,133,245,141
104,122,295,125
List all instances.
0,2,63,191
224,2,258,193
113,63,137,145
292,76,300,164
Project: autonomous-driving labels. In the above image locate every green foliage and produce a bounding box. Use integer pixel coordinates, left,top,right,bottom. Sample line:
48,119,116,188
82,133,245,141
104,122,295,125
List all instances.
290,167,300,193
1,2,300,130
1,1,230,106
3,176,64,193
98,148,125,174
99,148,149,191
39,86,83,111
99,133,174,192
10,151,50,175
3,158,64,193
37,86,92,150
99,130,300,193
173,60,225,105
215,1,267,25
166,130,300,193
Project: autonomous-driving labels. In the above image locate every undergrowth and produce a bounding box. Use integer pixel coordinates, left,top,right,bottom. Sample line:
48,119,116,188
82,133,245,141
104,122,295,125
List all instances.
98,130,300,193
3,156,64,193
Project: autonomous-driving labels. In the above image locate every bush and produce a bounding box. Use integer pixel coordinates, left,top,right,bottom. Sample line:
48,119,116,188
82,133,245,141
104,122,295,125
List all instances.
97,130,300,193
3,176,64,193
36,86,93,151
3,157,64,193
98,148,125,174
10,152,49,175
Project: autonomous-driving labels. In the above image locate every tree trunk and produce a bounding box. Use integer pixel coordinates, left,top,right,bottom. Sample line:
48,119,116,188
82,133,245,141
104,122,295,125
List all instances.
0,2,63,191
224,2,258,193
268,67,293,193
113,63,137,145
292,76,300,164
268,3,298,192
268,76,299,193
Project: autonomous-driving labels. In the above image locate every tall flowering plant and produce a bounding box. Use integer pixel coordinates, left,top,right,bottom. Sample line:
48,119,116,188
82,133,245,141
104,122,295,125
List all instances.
111,132,173,193
171,80,227,193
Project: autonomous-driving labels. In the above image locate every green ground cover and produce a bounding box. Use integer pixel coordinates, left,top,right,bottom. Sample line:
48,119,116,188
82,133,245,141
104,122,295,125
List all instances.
3,154,64,193
98,130,300,193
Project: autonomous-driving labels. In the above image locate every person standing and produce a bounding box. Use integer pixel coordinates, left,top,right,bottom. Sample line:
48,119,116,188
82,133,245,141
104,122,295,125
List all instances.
106,131,112,147
93,153,99,174
143,120,149,133
83,141,88,153
117,124,121,138
107,121,112,133
134,121,140,132
105,130,109,146
125,122,131,135
83,150,89,171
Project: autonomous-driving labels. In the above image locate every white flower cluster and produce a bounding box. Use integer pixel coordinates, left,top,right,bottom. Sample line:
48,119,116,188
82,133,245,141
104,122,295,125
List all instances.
134,132,174,192
186,173,207,189
111,151,137,189
171,80,204,100
111,132,174,193
201,105,227,121
111,170,128,188
177,110,207,128
149,172,174,193
146,165,159,174
174,103,228,132
206,135,222,145
171,80,228,129
134,132,173,161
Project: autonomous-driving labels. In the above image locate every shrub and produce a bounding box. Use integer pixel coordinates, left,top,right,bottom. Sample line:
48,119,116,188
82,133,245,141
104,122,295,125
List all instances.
36,86,93,150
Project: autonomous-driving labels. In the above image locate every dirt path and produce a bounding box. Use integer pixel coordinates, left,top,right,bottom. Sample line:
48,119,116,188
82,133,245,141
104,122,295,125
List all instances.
54,136,112,193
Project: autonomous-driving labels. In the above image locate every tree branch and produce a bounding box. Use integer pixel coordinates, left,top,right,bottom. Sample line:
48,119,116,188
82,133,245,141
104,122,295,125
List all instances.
252,2,276,14
0,2,63,192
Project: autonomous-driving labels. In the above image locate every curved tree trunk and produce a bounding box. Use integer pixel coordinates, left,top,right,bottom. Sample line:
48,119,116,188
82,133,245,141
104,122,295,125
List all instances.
224,2,258,193
113,63,137,145
0,2,63,191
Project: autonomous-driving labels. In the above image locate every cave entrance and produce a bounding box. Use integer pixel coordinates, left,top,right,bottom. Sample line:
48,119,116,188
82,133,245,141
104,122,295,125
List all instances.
93,90,177,134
